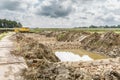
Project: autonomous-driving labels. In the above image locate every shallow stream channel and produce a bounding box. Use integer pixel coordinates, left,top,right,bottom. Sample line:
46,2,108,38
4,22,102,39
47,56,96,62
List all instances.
54,48,107,62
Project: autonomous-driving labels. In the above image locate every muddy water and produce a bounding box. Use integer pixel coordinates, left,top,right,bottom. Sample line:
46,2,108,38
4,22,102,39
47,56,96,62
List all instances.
55,51,93,61
54,48,107,60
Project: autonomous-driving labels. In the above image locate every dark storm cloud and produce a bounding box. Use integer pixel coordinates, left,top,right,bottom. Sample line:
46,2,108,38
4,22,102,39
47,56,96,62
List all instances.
0,0,26,11
36,0,74,18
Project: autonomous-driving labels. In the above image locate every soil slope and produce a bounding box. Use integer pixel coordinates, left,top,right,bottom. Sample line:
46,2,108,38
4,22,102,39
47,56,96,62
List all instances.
81,31,120,58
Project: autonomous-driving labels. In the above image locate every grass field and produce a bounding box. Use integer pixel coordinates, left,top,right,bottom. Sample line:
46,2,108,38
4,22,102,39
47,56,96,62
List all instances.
0,32,7,40
0,28,120,33
30,28,120,33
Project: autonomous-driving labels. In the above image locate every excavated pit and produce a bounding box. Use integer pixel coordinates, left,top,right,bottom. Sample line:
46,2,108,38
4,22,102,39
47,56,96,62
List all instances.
11,32,120,80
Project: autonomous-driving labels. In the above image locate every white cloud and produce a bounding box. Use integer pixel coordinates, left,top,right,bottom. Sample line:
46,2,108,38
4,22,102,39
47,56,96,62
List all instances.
0,0,120,28
104,0,120,10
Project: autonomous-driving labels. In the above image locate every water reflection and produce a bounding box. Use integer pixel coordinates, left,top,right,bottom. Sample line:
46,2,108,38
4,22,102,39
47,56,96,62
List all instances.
55,51,93,62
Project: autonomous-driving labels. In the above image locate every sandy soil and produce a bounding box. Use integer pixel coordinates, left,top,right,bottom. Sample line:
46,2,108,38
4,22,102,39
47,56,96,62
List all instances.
0,32,27,80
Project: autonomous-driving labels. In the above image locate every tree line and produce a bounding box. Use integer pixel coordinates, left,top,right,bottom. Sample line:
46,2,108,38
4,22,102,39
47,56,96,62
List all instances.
89,25,120,28
0,19,22,28
75,25,120,28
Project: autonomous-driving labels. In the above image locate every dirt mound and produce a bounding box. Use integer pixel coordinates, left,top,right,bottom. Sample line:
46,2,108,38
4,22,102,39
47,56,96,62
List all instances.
81,31,120,57
12,33,59,62
40,31,63,37
40,31,89,42
24,58,120,80
56,31,89,42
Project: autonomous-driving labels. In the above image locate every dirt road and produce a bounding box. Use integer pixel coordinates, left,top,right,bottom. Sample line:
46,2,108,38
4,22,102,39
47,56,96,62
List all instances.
0,33,27,80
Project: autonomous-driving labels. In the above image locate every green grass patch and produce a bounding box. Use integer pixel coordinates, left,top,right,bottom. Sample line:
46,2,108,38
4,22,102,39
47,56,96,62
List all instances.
0,32,7,40
56,34,65,41
30,28,120,33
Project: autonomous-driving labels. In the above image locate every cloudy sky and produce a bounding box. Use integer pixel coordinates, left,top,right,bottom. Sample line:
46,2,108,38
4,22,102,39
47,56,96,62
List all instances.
0,0,120,28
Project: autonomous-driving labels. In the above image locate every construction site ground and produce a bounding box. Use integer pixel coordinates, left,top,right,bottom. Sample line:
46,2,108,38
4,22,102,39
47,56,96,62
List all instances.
0,31,120,80
0,32,27,80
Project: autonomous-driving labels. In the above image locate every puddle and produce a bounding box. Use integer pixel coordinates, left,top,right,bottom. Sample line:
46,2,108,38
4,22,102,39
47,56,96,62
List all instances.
55,51,93,62
54,49,107,60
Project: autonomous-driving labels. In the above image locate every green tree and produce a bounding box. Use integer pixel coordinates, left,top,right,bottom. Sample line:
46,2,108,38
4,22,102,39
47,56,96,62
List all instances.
0,19,22,28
